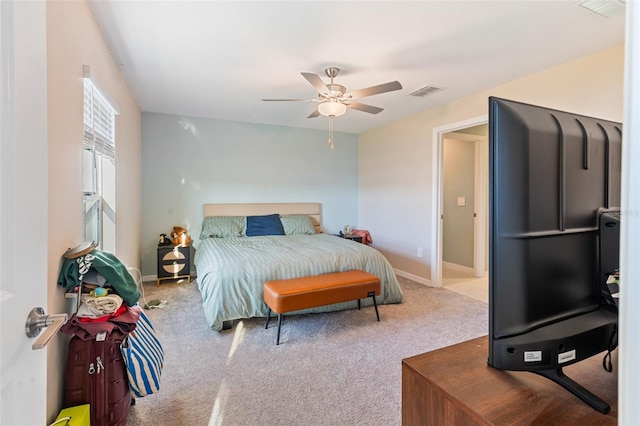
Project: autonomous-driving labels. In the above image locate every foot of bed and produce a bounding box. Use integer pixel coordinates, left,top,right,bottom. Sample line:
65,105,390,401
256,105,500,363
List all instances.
221,320,233,330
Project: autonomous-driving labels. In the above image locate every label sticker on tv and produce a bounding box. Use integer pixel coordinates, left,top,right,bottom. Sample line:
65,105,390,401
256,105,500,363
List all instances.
558,350,576,364
524,351,542,362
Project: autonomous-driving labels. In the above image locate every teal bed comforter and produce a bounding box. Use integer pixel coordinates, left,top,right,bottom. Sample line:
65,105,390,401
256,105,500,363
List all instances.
194,233,403,331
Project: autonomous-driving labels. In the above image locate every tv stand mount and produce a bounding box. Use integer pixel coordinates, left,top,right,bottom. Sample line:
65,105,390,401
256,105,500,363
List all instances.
535,368,610,413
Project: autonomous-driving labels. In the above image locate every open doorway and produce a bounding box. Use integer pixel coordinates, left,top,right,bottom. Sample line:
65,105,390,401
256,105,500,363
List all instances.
443,130,487,267
431,116,488,302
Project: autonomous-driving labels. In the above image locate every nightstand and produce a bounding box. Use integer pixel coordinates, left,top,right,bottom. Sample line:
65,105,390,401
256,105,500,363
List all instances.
334,233,363,243
157,244,191,286
345,235,363,243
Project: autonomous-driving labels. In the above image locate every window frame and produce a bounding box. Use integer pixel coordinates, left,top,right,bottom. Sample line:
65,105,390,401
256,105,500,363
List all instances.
82,69,118,251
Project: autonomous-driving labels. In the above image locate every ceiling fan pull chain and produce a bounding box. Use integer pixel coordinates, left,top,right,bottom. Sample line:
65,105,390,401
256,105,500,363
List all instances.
328,117,335,150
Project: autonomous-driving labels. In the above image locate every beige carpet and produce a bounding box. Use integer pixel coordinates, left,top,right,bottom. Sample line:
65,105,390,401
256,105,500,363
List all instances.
125,276,488,426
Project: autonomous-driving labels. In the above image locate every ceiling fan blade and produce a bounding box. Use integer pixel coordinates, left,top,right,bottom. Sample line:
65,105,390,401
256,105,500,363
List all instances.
301,72,329,96
345,81,402,99
346,101,384,114
307,109,321,118
262,98,316,102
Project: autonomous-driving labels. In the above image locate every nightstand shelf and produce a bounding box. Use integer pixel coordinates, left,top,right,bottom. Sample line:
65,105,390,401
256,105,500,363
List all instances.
157,244,191,286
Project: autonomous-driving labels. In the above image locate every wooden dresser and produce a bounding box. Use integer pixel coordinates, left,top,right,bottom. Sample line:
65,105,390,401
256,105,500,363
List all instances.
402,336,617,425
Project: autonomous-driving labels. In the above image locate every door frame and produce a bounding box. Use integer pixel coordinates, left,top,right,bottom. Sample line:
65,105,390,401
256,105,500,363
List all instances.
431,115,487,287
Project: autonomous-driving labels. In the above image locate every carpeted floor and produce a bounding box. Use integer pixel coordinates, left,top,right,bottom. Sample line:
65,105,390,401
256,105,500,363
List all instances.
125,276,488,426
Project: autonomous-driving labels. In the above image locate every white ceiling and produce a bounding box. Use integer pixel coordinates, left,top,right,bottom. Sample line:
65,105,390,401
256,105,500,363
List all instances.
89,1,626,135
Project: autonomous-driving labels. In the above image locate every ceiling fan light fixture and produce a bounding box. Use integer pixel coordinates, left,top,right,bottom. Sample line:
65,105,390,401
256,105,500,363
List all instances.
318,100,347,117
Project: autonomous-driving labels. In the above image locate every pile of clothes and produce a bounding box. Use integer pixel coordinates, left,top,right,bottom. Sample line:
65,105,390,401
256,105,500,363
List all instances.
57,248,141,338
58,245,163,415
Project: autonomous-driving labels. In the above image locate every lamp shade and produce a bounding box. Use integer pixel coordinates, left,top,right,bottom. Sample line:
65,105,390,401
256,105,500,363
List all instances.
317,101,347,117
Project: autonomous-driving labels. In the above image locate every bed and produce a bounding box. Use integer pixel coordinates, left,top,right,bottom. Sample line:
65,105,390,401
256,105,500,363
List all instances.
194,203,403,331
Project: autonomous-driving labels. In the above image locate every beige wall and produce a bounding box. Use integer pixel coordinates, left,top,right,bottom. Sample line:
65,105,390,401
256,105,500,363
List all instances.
46,0,141,419
359,44,624,283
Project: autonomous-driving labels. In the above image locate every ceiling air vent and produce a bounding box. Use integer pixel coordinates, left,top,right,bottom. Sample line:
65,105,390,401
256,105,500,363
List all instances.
576,0,625,18
409,85,443,97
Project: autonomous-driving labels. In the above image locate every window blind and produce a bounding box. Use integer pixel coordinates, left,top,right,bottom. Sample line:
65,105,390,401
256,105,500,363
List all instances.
83,79,116,159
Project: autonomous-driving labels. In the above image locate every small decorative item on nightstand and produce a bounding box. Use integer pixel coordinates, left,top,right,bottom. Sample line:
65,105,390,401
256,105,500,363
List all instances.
345,235,364,243
156,243,191,286
337,228,372,245
170,226,191,246
337,229,364,244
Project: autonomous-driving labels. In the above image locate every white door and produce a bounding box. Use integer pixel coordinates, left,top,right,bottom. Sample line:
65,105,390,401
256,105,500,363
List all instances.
1,1,49,424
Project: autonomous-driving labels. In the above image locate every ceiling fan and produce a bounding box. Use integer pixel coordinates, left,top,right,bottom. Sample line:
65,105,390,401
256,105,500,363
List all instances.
263,67,402,118
262,67,402,149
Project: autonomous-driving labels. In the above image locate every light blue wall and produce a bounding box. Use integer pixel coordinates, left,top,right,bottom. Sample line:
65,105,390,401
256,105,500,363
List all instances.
141,112,359,276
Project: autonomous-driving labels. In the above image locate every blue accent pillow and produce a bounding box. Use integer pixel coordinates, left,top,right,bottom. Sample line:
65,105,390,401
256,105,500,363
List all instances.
246,214,285,237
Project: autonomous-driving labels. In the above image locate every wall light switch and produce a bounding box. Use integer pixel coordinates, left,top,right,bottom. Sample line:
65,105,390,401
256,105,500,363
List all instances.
457,196,466,207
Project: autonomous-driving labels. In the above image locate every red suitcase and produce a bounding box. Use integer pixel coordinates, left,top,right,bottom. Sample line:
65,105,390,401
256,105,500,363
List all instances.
63,329,131,426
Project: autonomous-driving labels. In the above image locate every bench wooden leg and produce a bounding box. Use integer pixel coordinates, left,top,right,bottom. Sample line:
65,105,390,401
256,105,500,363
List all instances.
265,308,272,329
276,314,283,345
369,291,380,321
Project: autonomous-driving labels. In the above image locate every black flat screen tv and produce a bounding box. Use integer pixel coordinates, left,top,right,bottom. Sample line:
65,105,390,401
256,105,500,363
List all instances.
488,97,621,413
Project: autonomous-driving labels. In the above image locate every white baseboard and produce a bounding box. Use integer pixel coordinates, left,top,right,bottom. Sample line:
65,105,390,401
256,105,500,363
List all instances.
143,274,157,283
394,269,435,287
442,261,475,275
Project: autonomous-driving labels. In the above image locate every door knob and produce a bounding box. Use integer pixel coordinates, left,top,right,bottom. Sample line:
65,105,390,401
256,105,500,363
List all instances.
25,307,68,350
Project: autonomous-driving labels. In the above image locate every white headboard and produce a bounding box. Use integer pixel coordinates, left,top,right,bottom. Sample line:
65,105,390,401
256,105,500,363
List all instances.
203,203,322,233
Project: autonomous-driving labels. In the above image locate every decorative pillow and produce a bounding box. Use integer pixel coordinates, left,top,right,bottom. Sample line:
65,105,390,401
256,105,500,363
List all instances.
200,216,246,239
280,215,316,235
246,214,285,237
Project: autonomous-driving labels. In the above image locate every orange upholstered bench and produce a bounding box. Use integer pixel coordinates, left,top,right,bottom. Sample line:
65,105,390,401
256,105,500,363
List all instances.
263,270,381,345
